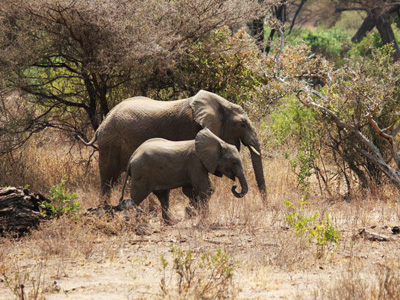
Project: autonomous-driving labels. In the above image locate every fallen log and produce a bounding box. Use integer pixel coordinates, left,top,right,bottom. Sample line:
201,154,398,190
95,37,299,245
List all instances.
353,228,392,242
0,186,49,235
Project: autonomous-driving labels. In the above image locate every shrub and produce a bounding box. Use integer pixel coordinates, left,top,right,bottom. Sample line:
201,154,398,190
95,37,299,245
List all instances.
348,31,383,58
323,46,400,190
269,45,400,195
40,176,80,219
286,28,351,63
160,246,235,299
268,95,323,192
284,199,341,252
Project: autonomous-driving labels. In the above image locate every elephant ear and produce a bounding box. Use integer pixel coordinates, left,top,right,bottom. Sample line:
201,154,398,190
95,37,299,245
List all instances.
189,90,224,136
195,128,222,174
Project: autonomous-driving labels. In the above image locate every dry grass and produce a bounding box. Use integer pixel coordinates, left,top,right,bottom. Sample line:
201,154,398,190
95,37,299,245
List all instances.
313,261,400,300
0,131,99,195
1,130,400,299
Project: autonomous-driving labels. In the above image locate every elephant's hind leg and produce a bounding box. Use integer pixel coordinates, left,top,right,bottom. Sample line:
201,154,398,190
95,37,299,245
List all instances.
153,190,171,225
130,181,150,208
99,147,123,198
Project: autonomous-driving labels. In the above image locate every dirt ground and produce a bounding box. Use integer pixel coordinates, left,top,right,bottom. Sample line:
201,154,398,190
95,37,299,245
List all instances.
1,193,400,300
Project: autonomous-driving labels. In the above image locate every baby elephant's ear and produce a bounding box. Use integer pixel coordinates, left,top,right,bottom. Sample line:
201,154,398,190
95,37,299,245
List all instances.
195,128,222,174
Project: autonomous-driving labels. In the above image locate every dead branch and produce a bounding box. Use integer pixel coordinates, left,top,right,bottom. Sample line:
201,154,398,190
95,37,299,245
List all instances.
366,113,400,169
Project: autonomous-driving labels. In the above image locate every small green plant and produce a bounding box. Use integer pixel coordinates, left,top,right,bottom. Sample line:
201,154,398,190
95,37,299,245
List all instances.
160,246,234,299
40,176,80,219
284,200,341,251
289,149,315,193
3,259,47,300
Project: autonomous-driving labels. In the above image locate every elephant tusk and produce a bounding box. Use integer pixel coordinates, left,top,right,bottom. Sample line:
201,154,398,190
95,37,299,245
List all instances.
249,145,260,156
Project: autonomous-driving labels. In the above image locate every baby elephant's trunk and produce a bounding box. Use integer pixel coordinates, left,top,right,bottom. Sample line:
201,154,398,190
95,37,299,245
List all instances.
231,173,248,198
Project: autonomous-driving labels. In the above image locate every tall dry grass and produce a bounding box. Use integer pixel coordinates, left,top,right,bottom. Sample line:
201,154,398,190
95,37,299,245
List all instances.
0,130,98,194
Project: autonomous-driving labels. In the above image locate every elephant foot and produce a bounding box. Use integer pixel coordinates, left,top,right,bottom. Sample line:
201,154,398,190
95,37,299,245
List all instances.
185,205,198,218
85,201,115,218
114,198,135,211
163,218,175,226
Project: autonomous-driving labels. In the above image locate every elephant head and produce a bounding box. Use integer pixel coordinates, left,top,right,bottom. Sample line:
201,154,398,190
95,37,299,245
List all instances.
195,128,248,198
190,90,265,197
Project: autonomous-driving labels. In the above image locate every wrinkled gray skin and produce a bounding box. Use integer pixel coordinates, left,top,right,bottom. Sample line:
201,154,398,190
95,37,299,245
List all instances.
119,129,248,223
83,90,265,198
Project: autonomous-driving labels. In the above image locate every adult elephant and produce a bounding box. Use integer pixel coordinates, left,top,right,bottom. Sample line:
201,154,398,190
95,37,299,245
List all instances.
81,90,266,198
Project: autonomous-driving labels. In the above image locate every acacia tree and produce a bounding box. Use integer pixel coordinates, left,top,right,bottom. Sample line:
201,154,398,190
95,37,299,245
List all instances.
0,0,265,153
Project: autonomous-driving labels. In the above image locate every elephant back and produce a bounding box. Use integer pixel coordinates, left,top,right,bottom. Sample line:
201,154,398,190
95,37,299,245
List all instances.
96,97,200,149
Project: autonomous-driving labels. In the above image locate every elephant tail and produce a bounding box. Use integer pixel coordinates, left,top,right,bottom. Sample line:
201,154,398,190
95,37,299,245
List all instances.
77,132,99,151
119,168,130,203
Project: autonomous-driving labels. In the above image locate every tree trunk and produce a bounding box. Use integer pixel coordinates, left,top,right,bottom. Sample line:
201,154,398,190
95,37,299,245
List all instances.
0,187,49,235
83,71,100,131
351,14,376,43
265,4,286,54
375,13,400,62
249,16,265,50
248,0,266,51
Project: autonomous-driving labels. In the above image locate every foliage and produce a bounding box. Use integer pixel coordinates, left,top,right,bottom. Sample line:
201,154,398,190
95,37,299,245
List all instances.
303,28,350,61
269,95,323,192
147,26,267,105
348,31,384,58
251,43,333,122
40,176,80,219
160,246,234,299
0,0,266,151
266,44,400,194
284,200,341,249
286,28,351,63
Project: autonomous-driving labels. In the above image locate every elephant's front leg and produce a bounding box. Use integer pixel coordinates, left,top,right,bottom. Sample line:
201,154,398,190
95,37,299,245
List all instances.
188,178,213,217
153,190,171,225
182,185,197,218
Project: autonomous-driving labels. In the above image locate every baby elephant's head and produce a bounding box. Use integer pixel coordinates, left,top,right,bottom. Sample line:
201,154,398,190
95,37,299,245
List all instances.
195,128,248,198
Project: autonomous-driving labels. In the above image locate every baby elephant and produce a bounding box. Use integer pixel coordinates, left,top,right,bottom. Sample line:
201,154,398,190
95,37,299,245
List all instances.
119,128,248,223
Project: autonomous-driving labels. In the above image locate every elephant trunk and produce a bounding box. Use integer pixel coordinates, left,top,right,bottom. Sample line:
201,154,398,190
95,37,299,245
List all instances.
231,172,248,198
249,143,267,199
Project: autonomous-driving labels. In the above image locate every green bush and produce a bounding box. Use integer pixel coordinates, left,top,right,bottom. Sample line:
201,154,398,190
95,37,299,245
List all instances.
348,31,383,58
40,176,80,219
269,95,322,192
284,200,341,249
286,28,351,63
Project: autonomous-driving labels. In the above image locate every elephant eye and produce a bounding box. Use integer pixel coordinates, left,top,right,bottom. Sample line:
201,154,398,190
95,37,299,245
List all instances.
240,122,246,128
